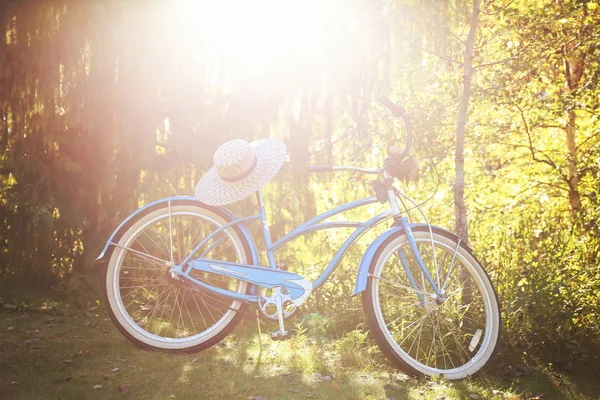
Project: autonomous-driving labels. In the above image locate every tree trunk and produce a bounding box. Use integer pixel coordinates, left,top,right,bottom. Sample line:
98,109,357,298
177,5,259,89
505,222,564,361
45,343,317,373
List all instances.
1,105,7,153
454,0,480,242
565,109,581,212
564,54,584,213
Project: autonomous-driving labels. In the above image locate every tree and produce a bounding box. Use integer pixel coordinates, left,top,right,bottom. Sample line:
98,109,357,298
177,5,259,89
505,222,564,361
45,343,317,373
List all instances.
455,0,481,241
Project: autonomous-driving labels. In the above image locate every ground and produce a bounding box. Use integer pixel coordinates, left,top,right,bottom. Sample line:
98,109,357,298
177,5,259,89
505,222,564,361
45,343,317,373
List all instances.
0,292,598,400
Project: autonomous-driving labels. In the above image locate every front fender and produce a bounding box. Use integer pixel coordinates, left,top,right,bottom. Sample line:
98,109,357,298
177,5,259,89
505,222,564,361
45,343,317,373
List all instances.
95,196,260,267
351,223,465,296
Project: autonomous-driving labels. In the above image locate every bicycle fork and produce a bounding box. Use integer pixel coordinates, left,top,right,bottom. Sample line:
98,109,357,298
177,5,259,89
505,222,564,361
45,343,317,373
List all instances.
395,218,445,306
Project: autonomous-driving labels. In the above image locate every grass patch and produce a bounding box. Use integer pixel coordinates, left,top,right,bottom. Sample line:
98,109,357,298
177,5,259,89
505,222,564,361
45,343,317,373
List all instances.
0,291,599,399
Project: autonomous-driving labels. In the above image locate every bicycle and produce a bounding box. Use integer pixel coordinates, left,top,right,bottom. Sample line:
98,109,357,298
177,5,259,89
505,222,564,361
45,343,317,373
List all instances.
96,98,500,379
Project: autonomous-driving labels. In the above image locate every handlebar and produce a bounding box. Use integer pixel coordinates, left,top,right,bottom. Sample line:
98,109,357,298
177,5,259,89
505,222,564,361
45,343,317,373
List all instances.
307,165,381,174
307,165,333,173
307,97,413,176
378,96,407,118
378,96,412,159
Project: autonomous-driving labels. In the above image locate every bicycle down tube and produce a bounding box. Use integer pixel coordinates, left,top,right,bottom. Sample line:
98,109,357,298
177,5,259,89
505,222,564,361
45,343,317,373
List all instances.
178,193,387,299
178,187,442,301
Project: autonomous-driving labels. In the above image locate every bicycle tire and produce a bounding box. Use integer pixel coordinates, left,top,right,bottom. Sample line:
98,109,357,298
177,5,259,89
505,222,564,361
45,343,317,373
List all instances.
104,202,253,352
362,227,500,379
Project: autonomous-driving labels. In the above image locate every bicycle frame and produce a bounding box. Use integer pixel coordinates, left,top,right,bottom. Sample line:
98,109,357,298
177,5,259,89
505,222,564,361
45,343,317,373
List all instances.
178,182,444,304
172,189,395,304
98,183,446,306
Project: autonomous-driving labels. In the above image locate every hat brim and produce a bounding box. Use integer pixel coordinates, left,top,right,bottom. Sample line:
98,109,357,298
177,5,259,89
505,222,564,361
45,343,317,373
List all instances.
194,138,287,206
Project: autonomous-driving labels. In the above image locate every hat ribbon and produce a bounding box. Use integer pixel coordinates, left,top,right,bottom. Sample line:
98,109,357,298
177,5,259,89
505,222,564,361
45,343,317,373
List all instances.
221,155,258,183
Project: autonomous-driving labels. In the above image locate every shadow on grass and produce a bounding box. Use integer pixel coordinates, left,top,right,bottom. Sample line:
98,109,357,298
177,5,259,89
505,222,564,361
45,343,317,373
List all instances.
0,293,374,399
2,290,600,400
476,354,600,400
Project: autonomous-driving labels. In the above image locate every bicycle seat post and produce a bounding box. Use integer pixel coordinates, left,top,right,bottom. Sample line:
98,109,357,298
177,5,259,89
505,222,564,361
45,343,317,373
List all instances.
255,190,277,269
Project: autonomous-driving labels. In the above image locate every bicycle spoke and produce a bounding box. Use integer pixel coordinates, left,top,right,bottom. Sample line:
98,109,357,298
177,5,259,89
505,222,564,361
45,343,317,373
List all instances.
440,316,471,364
175,290,185,336
157,288,174,328
182,294,198,335
119,277,165,308
382,289,423,304
168,289,180,331
383,306,417,328
407,311,426,356
369,230,499,378
121,273,164,291
425,314,436,365
176,216,184,263
370,273,435,297
190,289,208,329
188,216,202,249
140,285,172,323
119,283,167,290
112,243,169,267
123,283,167,310
443,264,466,292
435,315,451,369
154,220,172,257
107,204,251,350
168,203,174,263
415,312,427,363
136,233,168,264
397,313,429,346
118,275,164,282
140,228,170,261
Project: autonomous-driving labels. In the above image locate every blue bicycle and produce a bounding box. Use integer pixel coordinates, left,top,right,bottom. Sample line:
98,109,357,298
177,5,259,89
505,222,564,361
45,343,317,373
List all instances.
97,99,500,379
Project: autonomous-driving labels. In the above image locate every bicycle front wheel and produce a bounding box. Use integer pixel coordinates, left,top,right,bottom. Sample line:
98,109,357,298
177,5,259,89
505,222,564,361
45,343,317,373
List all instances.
104,202,252,352
362,227,500,379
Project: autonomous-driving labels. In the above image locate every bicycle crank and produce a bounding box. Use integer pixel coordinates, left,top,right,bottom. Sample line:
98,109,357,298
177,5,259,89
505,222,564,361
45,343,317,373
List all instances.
258,287,295,340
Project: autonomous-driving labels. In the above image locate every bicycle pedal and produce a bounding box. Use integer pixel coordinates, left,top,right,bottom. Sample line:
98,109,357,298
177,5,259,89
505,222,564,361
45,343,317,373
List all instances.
270,330,289,341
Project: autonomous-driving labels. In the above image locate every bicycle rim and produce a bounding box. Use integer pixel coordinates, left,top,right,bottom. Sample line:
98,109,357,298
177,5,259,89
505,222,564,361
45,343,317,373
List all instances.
366,230,500,379
105,204,249,350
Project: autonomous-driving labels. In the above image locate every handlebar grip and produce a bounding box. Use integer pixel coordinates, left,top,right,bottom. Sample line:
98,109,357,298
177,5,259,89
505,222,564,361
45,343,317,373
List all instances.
379,96,407,118
307,165,334,173
379,96,412,159
387,145,406,156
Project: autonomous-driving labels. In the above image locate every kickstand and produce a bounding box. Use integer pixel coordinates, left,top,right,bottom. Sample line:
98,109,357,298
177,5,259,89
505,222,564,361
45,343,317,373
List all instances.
256,309,263,355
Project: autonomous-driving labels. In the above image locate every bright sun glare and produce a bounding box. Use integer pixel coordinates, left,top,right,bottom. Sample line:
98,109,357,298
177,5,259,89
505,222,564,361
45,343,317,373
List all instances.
165,0,359,79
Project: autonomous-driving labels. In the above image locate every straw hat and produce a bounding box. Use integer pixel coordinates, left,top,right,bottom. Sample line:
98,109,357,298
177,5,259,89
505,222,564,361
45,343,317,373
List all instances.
195,138,287,206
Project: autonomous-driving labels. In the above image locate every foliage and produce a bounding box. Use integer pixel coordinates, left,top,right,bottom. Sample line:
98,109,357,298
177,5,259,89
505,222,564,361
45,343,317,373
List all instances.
1,0,600,369
335,329,371,369
466,0,600,358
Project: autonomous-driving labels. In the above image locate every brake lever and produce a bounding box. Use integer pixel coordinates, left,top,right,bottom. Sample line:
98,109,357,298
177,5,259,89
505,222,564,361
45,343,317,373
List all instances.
387,145,406,156
384,155,420,183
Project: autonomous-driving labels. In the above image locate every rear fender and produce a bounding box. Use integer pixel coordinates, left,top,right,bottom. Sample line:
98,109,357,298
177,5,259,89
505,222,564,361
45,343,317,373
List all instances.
95,196,260,267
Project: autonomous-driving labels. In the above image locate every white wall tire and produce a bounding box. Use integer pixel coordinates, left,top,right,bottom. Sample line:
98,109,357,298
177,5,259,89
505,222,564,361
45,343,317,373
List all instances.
362,228,500,379
104,203,251,352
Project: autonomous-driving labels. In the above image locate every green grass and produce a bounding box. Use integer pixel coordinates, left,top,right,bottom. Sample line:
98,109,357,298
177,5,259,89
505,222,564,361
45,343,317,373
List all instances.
1,292,599,400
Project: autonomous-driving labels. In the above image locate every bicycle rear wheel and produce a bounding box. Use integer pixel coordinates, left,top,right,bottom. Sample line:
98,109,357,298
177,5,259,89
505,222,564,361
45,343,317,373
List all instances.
362,227,500,379
104,202,252,352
